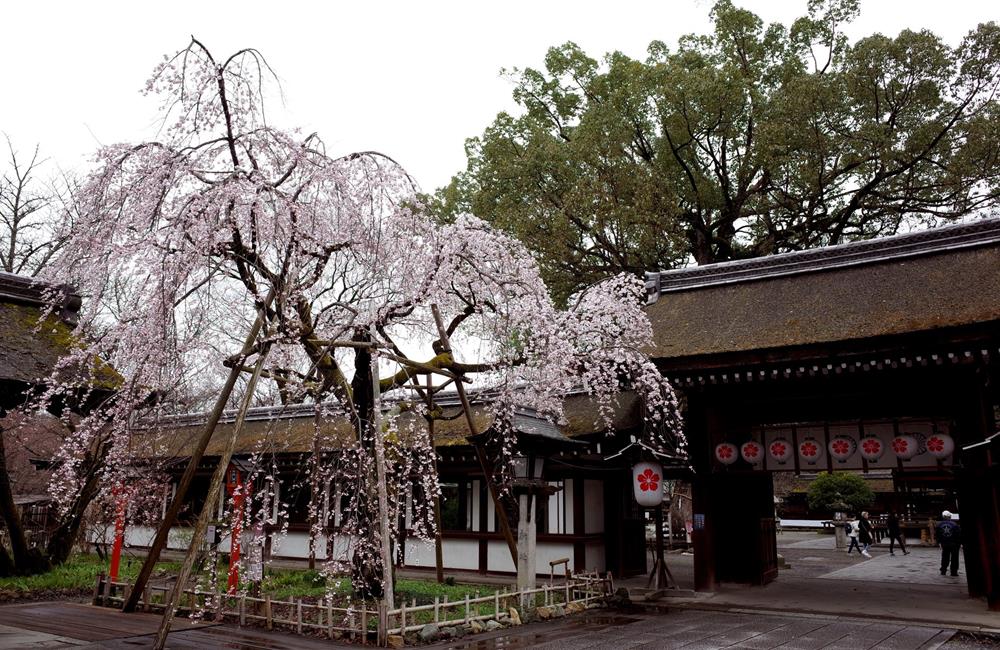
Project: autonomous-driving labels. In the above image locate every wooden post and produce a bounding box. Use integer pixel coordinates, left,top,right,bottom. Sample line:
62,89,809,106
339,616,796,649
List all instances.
265,595,272,630
296,598,302,634
430,304,518,565
377,601,387,647
239,594,246,626
143,585,151,612
464,594,470,624
327,598,334,639
93,574,103,605
400,600,406,635
152,337,273,649
361,604,368,646
494,591,500,620
434,595,440,624
125,289,275,614
370,337,395,611
425,374,446,583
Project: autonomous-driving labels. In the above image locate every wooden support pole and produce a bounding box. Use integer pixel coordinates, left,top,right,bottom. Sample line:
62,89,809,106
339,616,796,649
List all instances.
124,288,275,613
370,335,395,611
425,374,445,583
430,304,518,566
152,332,274,649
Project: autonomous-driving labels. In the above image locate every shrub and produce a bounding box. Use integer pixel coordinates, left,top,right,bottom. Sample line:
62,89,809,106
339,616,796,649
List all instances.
807,472,874,514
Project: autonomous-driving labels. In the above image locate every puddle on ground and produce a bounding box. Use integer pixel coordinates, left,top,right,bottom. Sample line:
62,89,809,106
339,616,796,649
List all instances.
442,616,641,649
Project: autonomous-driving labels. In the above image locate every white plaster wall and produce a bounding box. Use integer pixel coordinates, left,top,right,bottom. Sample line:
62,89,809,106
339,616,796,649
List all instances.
584,480,604,534
442,539,480,570
487,539,516,573
535,541,574,575
113,525,194,551
402,537,438,568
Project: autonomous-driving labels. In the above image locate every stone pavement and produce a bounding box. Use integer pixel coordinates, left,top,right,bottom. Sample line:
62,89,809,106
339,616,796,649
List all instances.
425,609,960,649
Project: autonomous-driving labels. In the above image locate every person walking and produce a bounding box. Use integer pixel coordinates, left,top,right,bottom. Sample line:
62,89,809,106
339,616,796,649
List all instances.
845,515,862,556
935,510,962,576
859,511,874,558
887,510,909,556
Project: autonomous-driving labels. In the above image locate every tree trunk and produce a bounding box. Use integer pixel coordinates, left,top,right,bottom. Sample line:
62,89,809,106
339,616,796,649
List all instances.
348,336,386,600
0,419,48,575
45,440,108,566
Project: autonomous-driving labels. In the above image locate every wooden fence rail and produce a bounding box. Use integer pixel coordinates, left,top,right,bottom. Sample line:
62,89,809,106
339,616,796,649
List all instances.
94,572,612,647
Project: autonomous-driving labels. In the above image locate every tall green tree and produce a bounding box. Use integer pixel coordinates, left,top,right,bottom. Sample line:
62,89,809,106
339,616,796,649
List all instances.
434,0,1000,300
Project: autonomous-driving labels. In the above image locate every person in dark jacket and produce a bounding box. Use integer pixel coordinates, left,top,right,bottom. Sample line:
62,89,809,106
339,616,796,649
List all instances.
887,510,909,556
859,511,874,558
935,510,961,576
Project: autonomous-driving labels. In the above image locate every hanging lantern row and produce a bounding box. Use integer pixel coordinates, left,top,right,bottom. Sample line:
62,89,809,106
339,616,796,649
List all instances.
715,442,738,465
741,441,763,464
926,433,955,459
859,436,884,461
828,436,857,462
799,437,824,464
715,432,954,465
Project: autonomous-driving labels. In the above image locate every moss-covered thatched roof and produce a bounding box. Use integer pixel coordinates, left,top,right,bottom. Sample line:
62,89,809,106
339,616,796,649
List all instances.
644,219,1000,364
133,391,641,458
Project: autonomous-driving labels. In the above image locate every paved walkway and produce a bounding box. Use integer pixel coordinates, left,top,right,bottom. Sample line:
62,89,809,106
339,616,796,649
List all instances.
425,609,959,649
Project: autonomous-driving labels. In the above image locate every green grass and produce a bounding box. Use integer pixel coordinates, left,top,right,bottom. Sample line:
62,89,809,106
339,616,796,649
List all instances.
0,554,181,598
0,553,504,620
259,569,498,604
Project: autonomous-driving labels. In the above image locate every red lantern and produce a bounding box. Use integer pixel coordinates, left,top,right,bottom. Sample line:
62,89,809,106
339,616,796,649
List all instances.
715,442,738,465
768,438,793,463
798,437,824,464
632,461,663,507
828,436,856,462
926,433,955,459
859,436,884,462
892,434,918,460
741,441,763,465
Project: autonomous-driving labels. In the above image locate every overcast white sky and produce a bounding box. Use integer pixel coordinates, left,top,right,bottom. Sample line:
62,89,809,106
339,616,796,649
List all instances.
1,1,996,193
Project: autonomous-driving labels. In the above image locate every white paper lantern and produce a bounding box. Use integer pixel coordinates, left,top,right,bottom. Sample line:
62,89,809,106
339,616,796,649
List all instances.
715,442,739,465
891,434,919,460
798,437,824,464
859,436,885,462
741,441,764,465
828,436,857,462
768,438,793,463
925,432,955,459
632,461,664,507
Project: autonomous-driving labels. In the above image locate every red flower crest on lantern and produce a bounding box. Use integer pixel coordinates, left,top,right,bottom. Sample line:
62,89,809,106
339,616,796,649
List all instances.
637,468,660,492
862,439,881,454
927,437,945,453
831,440,850,455
892,438,909,454
800,441,819,457
770,442,787,457
717,445,734,460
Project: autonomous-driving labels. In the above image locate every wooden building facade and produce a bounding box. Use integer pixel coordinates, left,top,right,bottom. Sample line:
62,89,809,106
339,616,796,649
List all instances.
644,218,1000,609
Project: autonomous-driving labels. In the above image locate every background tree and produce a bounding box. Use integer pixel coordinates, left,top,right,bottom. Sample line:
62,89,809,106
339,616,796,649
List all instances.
0,137,72,276
807,471,874,514
433,0,1000,300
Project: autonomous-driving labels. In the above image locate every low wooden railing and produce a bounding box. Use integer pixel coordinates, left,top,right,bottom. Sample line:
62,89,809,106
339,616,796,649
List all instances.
94,571,612,647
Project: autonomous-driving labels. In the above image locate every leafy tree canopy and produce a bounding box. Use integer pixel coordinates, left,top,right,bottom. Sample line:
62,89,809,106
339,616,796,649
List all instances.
432,0,1000,301
807,471,874,513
